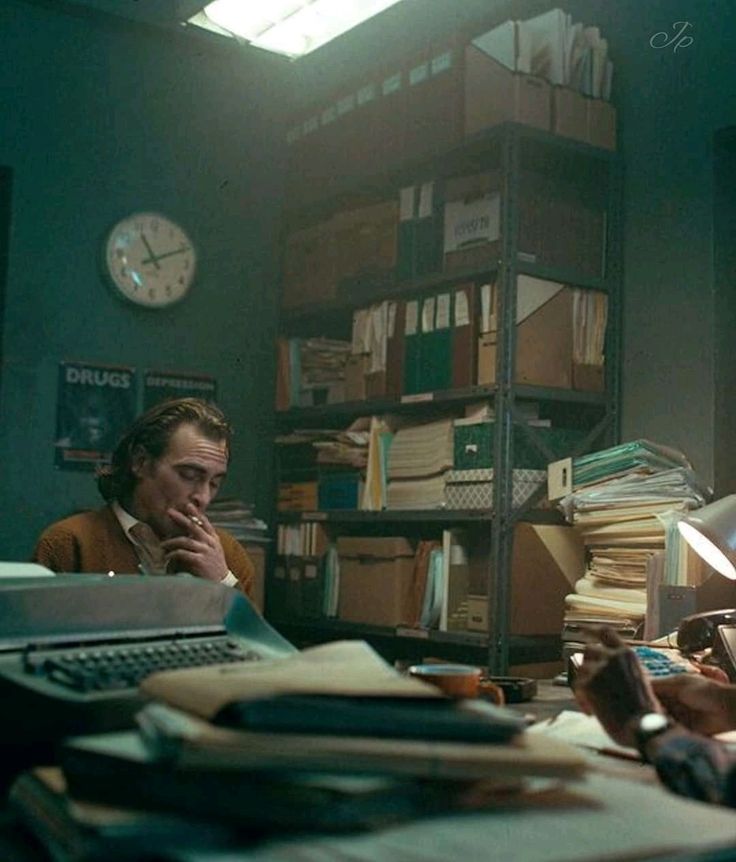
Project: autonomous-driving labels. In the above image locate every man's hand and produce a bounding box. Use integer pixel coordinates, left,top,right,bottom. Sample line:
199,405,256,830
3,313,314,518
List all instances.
651,672,736,736
573,627,662,748
161,504,228,583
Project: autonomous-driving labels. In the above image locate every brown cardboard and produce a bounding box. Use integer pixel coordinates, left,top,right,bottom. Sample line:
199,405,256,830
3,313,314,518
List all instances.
587,98,617,150
572,362,605,392
515,284,574,389
345,354,369,402
464,46,550,137
476,331,497,385
282,222,337,309
552,87,588,143
332,201,399,296
443,172,501,273
476,283,575,389
466,523,584,636
337,537,416,626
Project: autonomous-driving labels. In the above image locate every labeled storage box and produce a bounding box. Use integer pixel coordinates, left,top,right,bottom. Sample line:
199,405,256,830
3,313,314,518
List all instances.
466,523,584,636
337,536,415,626
445,468,547,510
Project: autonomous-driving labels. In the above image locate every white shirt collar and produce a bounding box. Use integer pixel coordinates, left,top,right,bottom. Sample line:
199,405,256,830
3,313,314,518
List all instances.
111,500,142,543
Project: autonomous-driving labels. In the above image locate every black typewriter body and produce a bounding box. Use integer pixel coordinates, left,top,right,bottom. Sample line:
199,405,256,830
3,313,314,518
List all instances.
0,574,295,745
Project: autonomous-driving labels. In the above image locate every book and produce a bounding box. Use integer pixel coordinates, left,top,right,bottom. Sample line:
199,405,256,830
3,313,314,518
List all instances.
9,766,234,861
135,702,586,782
60,732,453,834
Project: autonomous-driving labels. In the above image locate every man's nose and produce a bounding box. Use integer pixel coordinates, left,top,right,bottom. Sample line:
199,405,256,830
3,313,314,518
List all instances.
190,483,211,510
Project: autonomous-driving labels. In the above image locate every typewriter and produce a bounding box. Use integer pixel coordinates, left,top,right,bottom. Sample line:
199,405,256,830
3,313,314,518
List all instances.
0,574,296,745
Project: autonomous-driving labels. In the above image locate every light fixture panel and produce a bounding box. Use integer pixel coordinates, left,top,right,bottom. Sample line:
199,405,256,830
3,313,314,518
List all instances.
191,0,405,58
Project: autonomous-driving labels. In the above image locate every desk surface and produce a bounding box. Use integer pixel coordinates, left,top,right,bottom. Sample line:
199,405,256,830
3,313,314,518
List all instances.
5,682,736,862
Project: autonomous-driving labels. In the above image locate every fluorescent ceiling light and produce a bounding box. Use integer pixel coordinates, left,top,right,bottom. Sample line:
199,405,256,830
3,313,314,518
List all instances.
191,0,404,58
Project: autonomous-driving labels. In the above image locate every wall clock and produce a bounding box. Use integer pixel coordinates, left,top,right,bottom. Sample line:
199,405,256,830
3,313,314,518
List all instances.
104,212,196,309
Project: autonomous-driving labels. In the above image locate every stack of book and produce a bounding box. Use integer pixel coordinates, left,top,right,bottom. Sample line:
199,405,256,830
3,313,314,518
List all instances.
386,418,454,509
556,441,709,642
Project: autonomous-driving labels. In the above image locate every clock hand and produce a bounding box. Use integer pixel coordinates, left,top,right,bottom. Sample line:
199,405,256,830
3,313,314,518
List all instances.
140,234,161,270
143,245,190,264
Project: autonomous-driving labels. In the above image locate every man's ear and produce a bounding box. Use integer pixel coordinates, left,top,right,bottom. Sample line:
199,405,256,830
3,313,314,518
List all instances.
130,446,151,479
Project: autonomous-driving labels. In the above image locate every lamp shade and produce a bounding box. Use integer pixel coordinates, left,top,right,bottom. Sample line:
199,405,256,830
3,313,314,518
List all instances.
677,494,736,580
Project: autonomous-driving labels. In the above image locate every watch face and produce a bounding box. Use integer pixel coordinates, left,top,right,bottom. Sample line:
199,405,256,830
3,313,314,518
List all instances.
104,212,196,308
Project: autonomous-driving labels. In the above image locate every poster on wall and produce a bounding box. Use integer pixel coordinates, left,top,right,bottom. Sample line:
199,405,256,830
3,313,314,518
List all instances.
54,361,137,471
143,370,218,411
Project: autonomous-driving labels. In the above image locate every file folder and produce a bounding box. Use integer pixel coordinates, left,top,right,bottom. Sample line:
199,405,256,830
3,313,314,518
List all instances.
385,300,406,397
403,299,422,395
451,283,477,389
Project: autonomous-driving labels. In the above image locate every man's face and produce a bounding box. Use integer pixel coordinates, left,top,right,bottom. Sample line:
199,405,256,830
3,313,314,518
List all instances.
130,422,228,539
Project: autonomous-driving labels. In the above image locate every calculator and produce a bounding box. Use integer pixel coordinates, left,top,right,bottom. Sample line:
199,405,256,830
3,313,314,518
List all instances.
567,645,697,686
631,645,698,678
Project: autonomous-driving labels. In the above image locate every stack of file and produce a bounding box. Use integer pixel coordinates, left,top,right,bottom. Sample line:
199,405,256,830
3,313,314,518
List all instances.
275,337,352,409
276,425,371,473
557,442,709,639
386,418,454,509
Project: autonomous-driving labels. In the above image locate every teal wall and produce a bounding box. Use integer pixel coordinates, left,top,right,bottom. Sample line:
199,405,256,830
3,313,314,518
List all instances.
2,0,735,562
0,0,290,559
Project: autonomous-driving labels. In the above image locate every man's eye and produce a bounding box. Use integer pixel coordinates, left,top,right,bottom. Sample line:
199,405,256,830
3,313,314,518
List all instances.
178,468,200,481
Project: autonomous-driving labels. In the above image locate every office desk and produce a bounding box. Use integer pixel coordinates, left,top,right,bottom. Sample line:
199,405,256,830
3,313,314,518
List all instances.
5,683,736,862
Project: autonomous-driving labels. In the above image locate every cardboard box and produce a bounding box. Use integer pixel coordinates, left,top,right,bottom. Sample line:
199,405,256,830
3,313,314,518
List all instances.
337,536,416,626
477,279,574,389
364,370,387,400
281,222,337,309
587,98,617,150
552,87,588,144
466,523,584,636
572,362,605,392
464,45,550,137
443,173,501,273
333,201,399,297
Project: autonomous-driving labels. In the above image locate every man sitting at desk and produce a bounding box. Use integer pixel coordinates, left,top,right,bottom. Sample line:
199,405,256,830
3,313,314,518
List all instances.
33,397,254,595
575,627,736,806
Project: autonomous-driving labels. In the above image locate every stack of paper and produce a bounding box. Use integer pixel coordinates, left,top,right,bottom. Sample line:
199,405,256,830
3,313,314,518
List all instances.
558,446,710,638
205,498,269,546
472,8,613,99
386,419,454,509
275,337,352,409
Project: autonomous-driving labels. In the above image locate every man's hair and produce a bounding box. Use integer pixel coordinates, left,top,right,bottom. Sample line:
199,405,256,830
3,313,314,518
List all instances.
96,398,232,502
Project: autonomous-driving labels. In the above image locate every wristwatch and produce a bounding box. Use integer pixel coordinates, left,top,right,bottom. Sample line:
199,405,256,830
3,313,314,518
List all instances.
634,712,673,762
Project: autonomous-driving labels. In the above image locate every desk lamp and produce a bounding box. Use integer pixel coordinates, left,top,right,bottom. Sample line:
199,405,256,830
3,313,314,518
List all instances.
677,495,736,580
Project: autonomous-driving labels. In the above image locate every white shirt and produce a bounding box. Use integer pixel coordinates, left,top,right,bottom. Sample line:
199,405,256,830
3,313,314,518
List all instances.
111,501,238,587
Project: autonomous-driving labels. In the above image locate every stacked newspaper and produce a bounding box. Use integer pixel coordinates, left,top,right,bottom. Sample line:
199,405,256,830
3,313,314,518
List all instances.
557,441,709,639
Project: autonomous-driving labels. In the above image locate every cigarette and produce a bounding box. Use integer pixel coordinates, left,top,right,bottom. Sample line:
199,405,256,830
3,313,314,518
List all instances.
190,516,204,527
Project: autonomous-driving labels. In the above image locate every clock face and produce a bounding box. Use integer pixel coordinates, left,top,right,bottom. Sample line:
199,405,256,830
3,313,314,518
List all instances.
104,212,196,308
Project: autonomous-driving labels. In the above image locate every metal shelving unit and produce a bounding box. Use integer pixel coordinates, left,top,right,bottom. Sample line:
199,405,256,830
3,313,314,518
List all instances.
271,122,622,673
